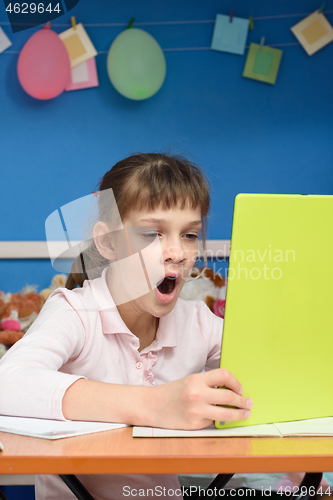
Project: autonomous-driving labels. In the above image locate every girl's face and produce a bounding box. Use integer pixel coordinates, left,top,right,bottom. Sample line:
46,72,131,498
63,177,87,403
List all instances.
107,204,202,318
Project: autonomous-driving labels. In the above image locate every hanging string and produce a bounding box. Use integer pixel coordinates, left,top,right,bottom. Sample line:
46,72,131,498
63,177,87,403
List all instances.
1,8,333,53
1,10,333,28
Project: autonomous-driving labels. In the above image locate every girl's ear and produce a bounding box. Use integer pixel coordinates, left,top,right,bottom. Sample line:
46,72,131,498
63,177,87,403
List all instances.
93,221,117,260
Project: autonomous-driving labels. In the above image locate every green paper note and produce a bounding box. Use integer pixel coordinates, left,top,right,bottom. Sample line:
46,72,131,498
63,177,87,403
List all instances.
253,51,273,75
243,43,283,85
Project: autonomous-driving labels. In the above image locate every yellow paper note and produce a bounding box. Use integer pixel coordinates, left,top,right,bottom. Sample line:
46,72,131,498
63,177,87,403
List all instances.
291,11,333,55
62,33,86,60
59,23,97,68
302,20,328,44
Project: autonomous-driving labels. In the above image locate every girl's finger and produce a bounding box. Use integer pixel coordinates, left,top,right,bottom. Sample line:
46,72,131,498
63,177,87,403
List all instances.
206,387,253,410
203,368,244,395
207,405,251,423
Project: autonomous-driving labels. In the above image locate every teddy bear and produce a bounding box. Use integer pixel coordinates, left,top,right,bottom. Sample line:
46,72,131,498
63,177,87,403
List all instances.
0,274,67,356
39,274,67,302
0,285,42,351
179,265,227,318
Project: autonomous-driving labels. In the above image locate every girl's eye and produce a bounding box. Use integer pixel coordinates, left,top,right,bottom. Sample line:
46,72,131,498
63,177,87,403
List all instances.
143,232,159,239
142,232,198,240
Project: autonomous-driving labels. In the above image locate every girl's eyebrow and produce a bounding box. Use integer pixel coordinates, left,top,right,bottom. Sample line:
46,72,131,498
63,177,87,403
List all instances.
138,218,202,226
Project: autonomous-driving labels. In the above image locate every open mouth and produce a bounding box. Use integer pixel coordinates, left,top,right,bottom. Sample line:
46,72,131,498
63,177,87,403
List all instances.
156,276,177,295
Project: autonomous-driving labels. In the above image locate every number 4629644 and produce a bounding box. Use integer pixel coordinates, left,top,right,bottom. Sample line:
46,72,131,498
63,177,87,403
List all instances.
6,3,61,14
277,486,332,496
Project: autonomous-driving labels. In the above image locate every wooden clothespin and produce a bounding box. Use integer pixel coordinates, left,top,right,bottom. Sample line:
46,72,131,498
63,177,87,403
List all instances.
229,10,234,23
249,16,254,30
318,3,325,13
259,36,265,50
71,16,76,30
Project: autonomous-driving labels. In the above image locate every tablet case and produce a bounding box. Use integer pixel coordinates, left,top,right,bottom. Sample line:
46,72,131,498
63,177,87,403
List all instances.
215,194,333,429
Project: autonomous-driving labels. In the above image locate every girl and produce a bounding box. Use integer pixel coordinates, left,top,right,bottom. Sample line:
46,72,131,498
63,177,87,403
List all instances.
0,153,253,500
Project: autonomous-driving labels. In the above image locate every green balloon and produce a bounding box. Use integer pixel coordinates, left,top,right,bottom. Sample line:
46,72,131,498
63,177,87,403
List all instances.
107,28,166,100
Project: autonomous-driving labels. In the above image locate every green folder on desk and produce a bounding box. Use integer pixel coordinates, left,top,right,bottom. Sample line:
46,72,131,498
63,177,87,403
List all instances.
216,194,333,429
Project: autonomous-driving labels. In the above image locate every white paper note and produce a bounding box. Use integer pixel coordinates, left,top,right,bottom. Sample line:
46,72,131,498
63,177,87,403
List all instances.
71,61,90,83
0,27,12,53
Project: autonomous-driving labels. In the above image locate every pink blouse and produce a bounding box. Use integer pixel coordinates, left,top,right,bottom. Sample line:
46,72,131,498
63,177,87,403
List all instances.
0,269,223,500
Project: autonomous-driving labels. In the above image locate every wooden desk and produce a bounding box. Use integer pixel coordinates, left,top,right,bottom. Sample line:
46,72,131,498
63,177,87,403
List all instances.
1,427,333,475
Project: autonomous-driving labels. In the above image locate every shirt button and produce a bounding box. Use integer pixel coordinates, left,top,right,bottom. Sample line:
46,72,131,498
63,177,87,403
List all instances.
136,361,143,369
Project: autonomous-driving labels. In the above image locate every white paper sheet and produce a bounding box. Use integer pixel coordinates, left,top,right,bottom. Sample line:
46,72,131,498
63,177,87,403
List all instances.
133,424,281,438
274,417,333,436
0,415,127,440
133,417,333,438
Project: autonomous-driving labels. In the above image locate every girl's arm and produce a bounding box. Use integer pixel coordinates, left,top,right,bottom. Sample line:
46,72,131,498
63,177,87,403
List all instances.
0,294,87,421
62,369,252,430
0,292,252,430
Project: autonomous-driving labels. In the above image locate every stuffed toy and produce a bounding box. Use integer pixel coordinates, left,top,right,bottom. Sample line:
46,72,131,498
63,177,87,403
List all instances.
39,274,67,302
0,274,67,356
0,285,41,351
0,343,6,359
0,285,42,318
179,266,227,318
1,310,21,331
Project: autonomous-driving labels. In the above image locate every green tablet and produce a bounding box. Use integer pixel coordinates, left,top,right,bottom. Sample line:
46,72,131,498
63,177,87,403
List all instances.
215,194,333,429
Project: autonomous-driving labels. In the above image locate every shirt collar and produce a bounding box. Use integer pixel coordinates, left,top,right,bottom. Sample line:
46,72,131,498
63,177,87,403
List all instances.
87,268,132,336
87,268,177,347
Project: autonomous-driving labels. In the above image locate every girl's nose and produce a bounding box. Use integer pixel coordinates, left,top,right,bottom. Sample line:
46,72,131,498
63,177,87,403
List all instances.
163,239,187,263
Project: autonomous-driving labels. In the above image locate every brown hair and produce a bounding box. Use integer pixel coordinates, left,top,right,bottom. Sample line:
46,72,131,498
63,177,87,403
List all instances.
65,152,210,289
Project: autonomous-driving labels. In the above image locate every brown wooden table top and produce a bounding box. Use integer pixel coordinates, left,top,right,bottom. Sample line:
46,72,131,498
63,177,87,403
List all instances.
1,427,333,475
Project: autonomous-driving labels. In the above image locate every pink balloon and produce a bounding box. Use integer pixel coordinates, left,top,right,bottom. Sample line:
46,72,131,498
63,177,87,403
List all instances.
17,28,71,100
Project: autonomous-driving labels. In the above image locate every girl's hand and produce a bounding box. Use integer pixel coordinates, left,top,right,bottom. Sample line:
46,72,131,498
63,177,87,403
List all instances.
61,370,252,429
151,368,253,430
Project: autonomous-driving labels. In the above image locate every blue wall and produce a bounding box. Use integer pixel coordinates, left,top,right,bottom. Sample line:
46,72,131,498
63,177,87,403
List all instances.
1,0,333,290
